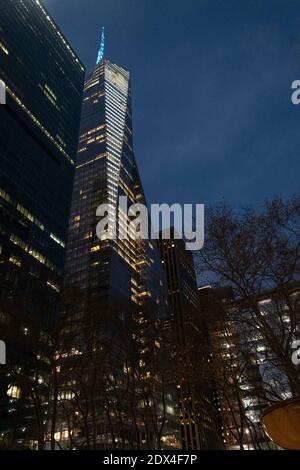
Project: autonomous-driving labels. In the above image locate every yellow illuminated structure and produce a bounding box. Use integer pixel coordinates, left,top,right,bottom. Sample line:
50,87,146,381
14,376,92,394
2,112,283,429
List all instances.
262,396,300,449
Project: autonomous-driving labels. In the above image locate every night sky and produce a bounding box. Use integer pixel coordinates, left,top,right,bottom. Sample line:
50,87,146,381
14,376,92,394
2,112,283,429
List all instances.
44,0,300,211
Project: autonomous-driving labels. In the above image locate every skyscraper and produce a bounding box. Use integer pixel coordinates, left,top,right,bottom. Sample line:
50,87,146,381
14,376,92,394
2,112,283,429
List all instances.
159,231,223,449
198,284,293,450
56,41,179,449
0,0,84,448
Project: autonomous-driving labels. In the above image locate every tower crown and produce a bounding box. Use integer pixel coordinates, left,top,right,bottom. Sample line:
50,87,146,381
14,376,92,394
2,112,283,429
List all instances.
96,27,105,64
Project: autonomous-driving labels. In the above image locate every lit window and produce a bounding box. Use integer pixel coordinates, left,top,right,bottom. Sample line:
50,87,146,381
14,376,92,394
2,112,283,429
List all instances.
7,385,21,399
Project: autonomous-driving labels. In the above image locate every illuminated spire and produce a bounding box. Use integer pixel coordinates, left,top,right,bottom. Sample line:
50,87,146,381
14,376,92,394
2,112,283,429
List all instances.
96,27,105,64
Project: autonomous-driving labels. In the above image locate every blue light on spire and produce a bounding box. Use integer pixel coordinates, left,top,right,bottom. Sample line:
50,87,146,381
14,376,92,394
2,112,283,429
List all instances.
96,27,105,64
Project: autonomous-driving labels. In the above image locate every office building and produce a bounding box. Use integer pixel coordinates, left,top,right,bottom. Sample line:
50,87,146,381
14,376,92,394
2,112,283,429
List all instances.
197,284,296,449
55,42,179,449
0,0,84,448
159,232,223,449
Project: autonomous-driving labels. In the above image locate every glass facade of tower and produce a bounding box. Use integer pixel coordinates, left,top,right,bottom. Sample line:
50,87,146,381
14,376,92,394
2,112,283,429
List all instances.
66,59,168,320
0,0,84,448
59,59,180,449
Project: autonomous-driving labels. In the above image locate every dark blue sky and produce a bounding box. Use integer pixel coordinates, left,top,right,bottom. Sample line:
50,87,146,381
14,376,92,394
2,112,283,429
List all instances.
45,0,300,210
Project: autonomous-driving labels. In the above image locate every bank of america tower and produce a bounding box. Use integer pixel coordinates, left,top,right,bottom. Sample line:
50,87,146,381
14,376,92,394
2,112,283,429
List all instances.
61,32,178,449
65,31,167,323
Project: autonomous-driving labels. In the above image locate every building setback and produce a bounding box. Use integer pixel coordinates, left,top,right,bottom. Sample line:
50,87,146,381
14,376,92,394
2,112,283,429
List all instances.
0,0,84,448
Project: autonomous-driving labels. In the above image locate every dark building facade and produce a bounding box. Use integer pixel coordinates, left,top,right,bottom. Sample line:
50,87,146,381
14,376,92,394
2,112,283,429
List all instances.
159,233,223,449
55,56,180,449
0,0,84,448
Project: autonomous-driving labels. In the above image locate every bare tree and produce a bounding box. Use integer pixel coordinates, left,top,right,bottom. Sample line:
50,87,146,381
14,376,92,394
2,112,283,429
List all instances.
196,193,300,449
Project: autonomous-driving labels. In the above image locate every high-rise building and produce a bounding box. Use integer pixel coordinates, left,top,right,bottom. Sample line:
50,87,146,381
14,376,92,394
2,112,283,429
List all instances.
198,284,290,450
159,231,223,449
65,57,165,306
198,286,237,449
56,44,179,449
0,0,84,448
